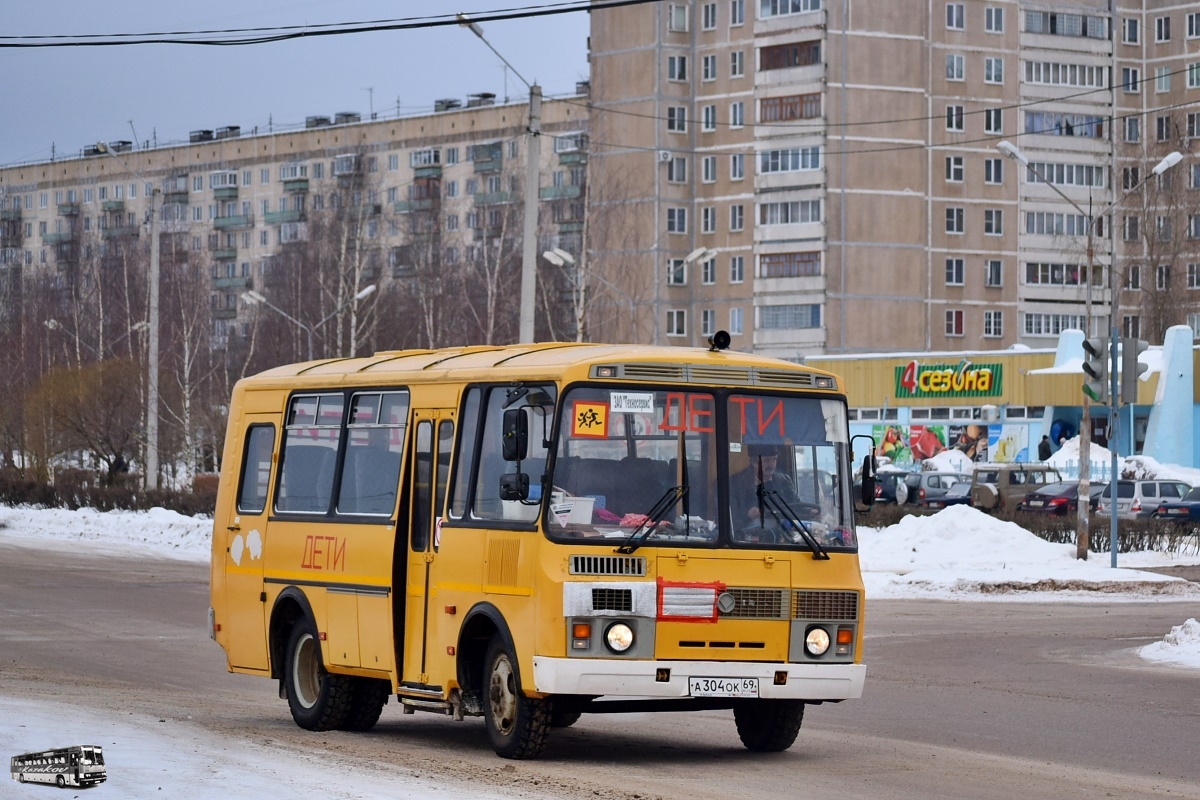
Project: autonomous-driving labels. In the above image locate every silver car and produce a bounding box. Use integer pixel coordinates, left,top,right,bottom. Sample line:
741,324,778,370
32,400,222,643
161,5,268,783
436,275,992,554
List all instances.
902,471,972,506
1097,479,1193,520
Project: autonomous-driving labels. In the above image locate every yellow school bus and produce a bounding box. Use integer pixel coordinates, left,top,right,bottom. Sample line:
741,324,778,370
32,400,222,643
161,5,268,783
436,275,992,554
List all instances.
209,336,875,758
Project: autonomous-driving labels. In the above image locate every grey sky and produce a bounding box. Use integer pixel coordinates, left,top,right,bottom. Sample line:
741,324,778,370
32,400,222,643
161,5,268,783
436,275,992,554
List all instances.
0,1,591,166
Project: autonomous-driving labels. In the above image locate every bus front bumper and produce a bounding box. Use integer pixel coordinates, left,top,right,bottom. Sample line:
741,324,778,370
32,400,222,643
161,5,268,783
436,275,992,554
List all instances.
531,657,865,700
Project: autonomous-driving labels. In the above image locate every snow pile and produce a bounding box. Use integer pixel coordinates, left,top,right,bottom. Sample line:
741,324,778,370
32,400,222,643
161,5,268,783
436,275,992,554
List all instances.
0,506,212,561
1046,435,1114,473
1122,455,1200,486
922,449,972,474
1139,618,1200,667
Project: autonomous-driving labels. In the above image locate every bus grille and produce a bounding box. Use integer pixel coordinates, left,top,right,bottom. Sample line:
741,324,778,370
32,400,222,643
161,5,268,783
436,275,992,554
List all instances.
793,590,859,620
591,587,633,612
569,555,647,577
719,588,789,619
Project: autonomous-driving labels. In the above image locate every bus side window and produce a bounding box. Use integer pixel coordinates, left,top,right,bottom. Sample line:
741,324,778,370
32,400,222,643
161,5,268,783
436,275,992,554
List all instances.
449,388,482,519
237,425,275,514
412,421,433,551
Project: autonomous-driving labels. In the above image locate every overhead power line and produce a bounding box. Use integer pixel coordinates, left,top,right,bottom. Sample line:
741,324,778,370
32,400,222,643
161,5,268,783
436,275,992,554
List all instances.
0,0,659,48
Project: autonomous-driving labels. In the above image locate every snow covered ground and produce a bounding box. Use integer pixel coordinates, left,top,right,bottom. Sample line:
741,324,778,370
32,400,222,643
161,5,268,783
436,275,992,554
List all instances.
0,503,1197,797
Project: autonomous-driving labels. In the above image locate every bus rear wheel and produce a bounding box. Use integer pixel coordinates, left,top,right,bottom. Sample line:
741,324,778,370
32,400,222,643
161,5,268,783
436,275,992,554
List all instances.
733,700,805,752
483,636,549,759
338,677,391,732
285,617,352,731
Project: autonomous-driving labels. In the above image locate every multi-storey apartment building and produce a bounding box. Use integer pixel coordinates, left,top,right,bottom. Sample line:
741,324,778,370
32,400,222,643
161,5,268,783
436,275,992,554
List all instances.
0,93,590,351
588,0,1198,357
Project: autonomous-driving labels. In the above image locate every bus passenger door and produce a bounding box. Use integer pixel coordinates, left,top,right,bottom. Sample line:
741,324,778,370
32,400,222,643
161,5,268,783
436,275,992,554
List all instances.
401,412,455,689
221,415,277,671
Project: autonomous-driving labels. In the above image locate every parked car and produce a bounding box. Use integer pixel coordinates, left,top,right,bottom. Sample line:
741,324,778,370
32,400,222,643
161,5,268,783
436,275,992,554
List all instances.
1151,486,1200,527
1097,479,1194,520
920,480,973,510
902,471,971,506
970,464,1063,511
1018,481,1107,516
874,469,912,504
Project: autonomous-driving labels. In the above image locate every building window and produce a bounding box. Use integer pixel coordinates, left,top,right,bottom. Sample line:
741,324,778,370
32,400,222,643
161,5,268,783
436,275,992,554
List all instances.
985,6,1004,32
1157,215,1171,241
1125,117,1141,143
1026,211,1088,236
1190,63,1200,89
946,105,964,131
1025,262,1093,287
1156,115,1174,142
667,156,688,183
946,258,965,285
667,107,687,133
984,158,1003,184
1028,161,1105,188
702,54,717,81
1156,15,1171,42
668,55,688,81
1024,61,1107,88
731,0,745,25
702,2,717,30
1023,313,1087,337
702,156,716,183
667,309,687,336
1123,17,1140,44
1025,11,1107,39
730,204,745,231
1189,12,1200,38
759,200,821,225
946,54,964,81
1187,263,1200,288
702,258,716,284
1123,315,1140,338
760,41,821,71
945,156,964,182
983,311,1003,338
730,153,745,180
731,50,744,77
984,57,1004,84
1123,167,1141,190
761,251,820,277
667,259,687,285
761,304,821,330
1157,264,1171,290
730,306,744,335
667,207,687,233
1122,67,1140,92
945,309,964,337
1190,214,1200,239
702,206,717,234
1024,111,1106,138
984,209,1003,235
702,105,717,131
701,308,716,336
730,255,745,283
760,93,821,121
985,259,1003,287
730,101,745,128
1127,265,1142,289
668,4,688,32
759,0,821,19
759,147,820,173
946,3,964,29
984,108,1002,134
1156,67,1171,93
946,207,964,233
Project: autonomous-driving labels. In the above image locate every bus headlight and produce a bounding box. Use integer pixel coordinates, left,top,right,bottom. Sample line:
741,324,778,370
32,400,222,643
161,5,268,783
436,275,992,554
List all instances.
605,622,635,653
804,626,831,657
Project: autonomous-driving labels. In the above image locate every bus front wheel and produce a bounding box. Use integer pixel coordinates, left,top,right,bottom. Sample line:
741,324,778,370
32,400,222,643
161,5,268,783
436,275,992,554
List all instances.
285,617,352,731
56,775,66,788
483,636,549,759
733,700,805,752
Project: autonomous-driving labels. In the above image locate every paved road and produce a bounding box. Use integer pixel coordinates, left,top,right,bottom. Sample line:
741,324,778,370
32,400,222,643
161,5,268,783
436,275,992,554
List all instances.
1,543,1198,799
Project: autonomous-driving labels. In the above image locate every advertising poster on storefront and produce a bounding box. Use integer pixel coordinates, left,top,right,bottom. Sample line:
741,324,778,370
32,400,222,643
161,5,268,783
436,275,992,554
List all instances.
948,424,990,463
987,425,1030,463
873,425,952,465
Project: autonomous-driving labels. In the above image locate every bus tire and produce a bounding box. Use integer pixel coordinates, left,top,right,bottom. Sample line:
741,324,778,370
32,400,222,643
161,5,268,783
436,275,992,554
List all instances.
56,775,66,787
285,617,352,731
483,635,549,759
733,700,804,752
338,677,390,732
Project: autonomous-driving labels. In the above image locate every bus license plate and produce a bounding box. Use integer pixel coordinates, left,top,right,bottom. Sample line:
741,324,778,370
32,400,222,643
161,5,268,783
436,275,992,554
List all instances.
689,677,759,698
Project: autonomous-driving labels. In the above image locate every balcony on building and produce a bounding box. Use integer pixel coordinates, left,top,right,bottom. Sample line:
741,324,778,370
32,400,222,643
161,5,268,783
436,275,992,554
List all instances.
264,209,305,226
43,231,75,244
57,203,80,216
213,307,238,320
283,178,309,193
0,208,21,221
539,185,581,201
213,275,251,289
100,225,139,239
211,246,238,261
163,175,189,203
472,143,503,174
214,214,254,230
394,199,435,214
101,199,125,213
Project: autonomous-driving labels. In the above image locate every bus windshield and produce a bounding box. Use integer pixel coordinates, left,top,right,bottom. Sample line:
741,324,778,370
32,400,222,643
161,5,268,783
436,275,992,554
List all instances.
546,386,856,551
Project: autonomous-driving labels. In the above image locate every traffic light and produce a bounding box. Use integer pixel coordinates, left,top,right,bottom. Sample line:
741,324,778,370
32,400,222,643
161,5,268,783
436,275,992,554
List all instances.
1081,337,1109,403
1121,337,1149,405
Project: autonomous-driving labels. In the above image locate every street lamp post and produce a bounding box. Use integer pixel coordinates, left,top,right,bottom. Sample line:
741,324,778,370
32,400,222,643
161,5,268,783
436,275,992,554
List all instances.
458,14,541,344
242,285,376,362
96,142,161,490
997,141,1181,562
542,248,581,341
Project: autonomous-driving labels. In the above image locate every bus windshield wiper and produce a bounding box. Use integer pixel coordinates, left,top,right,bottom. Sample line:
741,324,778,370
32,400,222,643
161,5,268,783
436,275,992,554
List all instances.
616,485,689,554
756,485,830,560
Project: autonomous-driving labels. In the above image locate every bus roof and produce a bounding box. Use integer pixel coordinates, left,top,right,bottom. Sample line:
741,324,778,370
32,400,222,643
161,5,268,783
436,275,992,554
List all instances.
238,341,842,393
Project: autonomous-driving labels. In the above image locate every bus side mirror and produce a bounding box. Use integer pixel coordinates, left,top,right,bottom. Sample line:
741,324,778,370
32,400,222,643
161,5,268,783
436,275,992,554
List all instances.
502,408,528,461
499,472,530,501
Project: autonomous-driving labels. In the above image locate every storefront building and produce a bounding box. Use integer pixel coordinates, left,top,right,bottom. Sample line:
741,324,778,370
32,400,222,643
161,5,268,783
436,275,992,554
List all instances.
807,326,1198,471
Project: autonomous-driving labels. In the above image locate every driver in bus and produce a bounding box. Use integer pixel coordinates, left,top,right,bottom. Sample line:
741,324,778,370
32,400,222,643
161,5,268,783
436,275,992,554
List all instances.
734,444,799,527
